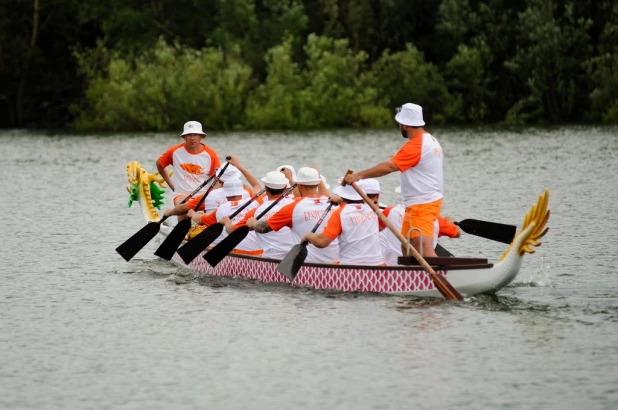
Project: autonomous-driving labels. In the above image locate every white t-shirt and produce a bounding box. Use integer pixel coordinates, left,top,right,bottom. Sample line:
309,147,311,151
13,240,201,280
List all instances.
236,196,296,259
201,199,261,251
390,131,443,206
266,196,339,263
322,203,384,265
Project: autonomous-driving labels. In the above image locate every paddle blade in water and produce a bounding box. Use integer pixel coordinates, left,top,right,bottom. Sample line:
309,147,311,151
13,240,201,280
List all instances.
154,219,192,260
203,226,250,268
457,219,517,244
276,244,308,282
116,222,161,262
177,223,224,264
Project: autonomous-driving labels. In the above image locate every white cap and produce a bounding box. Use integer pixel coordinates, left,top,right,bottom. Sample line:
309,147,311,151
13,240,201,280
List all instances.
360,178,382,194
320,175,330,189
222,178,245,197
261,171,288,189
279,165,297,181
333,184,362,201
219,165,242,182
180,121,206,136
395,103,425,127
294,167,321,185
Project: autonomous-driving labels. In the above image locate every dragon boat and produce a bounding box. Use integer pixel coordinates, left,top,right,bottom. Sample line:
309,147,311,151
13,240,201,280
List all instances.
124,161,550,298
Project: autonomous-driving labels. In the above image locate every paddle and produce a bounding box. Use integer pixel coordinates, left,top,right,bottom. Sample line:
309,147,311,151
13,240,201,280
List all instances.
204,184,297,267
153,159,232,260
455,219,517,244
435,243,453,257
343,171,463,301
177,188,267,264
115,159,229,262
276,202,335,282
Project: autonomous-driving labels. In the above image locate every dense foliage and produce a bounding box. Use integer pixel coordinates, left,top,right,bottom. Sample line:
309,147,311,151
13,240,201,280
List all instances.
1,0,618,130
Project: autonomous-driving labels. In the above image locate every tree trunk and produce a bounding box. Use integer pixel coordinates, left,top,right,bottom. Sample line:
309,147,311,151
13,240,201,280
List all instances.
16,0,40,126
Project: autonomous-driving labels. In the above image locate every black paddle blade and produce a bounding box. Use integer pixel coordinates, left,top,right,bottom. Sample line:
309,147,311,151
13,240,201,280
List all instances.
203,226,250,268
456,219,517,244
116,222,162,262
154,219,192,260
435,243,454,257
176,223,224,264
276,244,308,282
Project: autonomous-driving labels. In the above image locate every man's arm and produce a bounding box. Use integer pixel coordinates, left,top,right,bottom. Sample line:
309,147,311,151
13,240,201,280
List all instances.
163,203,189,217
228,155,261,194
301,232,333,248
156,159,175,192
344,161,399,184
247,219,273,234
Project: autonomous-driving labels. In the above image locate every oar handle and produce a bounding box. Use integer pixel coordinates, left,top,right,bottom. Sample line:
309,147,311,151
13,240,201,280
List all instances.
300,202,334,246
227,188,267,219
254,184,297,220
190,158,232,211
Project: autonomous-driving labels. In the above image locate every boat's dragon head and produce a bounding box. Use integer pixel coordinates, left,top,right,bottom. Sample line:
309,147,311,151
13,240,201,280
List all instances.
500,188,550,261
126,161,169,221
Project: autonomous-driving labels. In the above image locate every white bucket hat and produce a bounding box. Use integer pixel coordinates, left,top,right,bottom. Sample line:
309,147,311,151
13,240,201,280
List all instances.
261,171,288,189
320,175,330,189
359,178,382,194
395,103,425,127
222,178,245,197
219,165,242,182
180,121,206,136
333,184,362,201
294,167,321,185
279,165,297,181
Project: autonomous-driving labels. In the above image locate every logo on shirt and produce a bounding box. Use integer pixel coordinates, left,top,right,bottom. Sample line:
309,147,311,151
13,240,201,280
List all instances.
180,163,205,175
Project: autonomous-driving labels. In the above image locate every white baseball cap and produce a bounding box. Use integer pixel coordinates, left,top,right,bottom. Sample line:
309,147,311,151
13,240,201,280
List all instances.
333,184,362,201
395,103,425,127
180,121,206,136
359,178,382,194
222,178,245,197
294,167,321,185
261,171,288,189
219,165,242,182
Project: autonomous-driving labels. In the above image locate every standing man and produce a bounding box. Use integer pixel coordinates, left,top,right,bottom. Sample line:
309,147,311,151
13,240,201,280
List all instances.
344,103,443,257
156,121,220,207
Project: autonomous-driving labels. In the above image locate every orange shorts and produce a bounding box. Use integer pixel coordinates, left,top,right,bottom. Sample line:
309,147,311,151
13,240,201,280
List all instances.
401,199,442,239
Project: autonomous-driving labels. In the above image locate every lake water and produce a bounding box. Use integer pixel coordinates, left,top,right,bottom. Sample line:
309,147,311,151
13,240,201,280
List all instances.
1,126,617,409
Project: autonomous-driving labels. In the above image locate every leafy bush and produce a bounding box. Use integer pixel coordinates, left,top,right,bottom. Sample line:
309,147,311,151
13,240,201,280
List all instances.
372,44,459,124
73,39,253,131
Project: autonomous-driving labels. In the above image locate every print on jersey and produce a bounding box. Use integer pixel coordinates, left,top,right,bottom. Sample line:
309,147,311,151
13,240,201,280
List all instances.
179,163,205,175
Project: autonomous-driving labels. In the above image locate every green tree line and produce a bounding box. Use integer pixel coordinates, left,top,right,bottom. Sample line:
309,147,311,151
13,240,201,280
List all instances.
1,0,618,130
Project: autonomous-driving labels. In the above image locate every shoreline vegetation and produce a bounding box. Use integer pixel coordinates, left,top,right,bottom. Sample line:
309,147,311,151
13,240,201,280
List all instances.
2,1,618,131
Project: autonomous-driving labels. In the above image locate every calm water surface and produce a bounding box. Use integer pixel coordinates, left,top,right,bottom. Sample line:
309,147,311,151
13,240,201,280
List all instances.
1,127,617,409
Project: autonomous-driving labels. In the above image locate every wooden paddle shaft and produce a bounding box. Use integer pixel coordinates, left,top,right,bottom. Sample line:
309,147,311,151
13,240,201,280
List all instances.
254,184,297,220
345,181,440,276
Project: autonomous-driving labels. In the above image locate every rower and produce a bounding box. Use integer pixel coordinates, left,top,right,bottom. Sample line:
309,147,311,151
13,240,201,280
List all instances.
301,182,385,265
246,167,339,263
187,178,263,256
224,170,296,260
